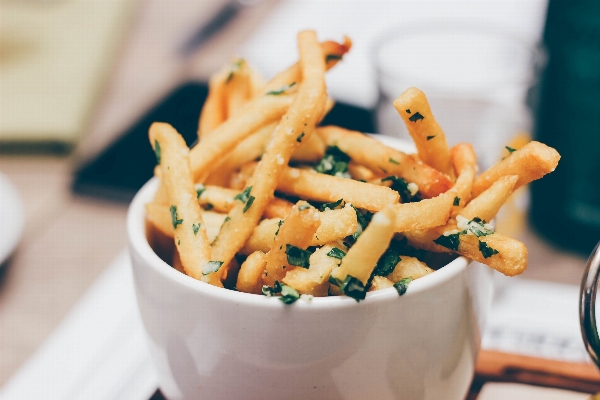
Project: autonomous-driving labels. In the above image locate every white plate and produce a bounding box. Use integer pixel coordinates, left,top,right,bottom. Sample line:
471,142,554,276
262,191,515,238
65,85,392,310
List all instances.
0,172,24,265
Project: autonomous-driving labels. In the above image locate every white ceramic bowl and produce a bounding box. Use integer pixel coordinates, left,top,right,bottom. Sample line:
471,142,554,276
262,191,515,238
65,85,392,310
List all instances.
127,138,493,400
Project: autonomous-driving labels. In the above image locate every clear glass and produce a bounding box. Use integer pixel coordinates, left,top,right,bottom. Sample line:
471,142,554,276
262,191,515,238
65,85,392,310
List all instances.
373,22,543,169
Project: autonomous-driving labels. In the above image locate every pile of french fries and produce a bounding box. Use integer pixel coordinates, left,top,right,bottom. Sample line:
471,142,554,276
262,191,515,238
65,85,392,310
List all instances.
146,30,560,303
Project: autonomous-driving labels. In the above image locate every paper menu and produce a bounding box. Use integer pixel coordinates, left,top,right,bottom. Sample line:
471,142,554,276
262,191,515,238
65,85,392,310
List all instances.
0,0,136,148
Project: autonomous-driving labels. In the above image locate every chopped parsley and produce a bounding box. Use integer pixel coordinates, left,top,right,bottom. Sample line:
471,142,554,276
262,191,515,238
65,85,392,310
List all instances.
202,260,223,275
320,198,344,211
479,241,499,258
192,223,201,236
408,112,424,122
224,216,231,223
351,205,373,239
298,203,311,211
170,205,183,228
279,283,300,304
267,82,296,95
389,158,400,165
464,217,494,237
325,54,343,63
296,132,305,142
195,184,206,198
327,247,346,259
382,176,421,203
505,146,516,153
226,59,244,83
373,247,401,276
204,203,214,211
328,274,342,287
262,281,282,296
405,109,411,114
285,244,312,269
394,276,412,296
153,140,161,164
426,135,436,141
314,146,351,177
340,275,366,302
433,232,461,251
234,186,252,203
243,196,255,213
453,196,460,206
274,219,284,236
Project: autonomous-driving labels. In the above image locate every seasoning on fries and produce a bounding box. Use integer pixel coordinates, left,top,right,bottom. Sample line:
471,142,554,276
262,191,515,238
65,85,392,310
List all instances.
145,30,561,303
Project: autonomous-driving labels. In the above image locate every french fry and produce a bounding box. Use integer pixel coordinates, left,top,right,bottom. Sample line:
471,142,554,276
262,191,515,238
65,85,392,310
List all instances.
198,184,294,218
263,202,321,287
392,191,454,232
317,126,453,198
263,197,294,219
459,175,518,222
472,141,560,197
224,59,253,118
291,131,326,163
278,166,399,212
368,276,394,291
348,162,379,181
198,65,229,139
283,243,345,296
403,224,528,276
149,123,215,283
172,249,185,274
209,30,327,282
386,256,434,283
240,206,358,255
236,250,267,295
190,94,295,182
393,87,453,176
450,143,477,211
330,206,396,288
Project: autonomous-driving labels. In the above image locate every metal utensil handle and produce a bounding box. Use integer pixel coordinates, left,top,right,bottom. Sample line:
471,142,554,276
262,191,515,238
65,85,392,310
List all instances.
580,241,600,368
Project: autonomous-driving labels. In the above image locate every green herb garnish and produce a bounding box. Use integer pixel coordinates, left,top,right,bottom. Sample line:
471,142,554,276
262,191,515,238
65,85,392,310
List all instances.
192,223,201,236
170,205,183,228
298,203,311,211
320,198,344,211
204,203,214,211
453,196,460,206
382,176,420,203
153,140,161,164
279,283,300,304
267,82,296,95
351,205,373,239
505,146,516,153
243,196,255,213
296,132,305,142
327,247,346,259
325,54,342,63
373,247,401,276
433,232,461,251
285,244,312,269
195,184,206,199
274,219,284,236
340,275,366,302
479,241,499,258
394,276,412,296
426,135,435,141
224,216,231,223
465,217,494,237
234,186,253,203
408,112,424,122
405,109,411,114
262,281,282,296
226,59,244,83
202,260,223,275
389,158,400,165
314,146,351,177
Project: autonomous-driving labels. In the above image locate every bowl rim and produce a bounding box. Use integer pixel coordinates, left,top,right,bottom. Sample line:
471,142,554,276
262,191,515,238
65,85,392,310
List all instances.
127,137,472,310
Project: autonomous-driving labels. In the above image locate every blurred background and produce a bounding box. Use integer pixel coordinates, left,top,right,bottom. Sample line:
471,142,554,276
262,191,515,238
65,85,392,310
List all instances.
1,0,599,397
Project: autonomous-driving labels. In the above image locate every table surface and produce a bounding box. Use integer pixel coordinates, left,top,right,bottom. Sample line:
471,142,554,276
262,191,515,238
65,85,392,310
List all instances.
0,0,590,389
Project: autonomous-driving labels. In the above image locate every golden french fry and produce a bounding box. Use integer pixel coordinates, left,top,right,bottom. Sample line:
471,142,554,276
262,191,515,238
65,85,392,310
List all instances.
198,65,229,139
348,162,379,181
149,123,215,283
278,166,399,212
190,94,295,182
472,141,560,197
172,249,185,274
459,175,518,222
209,31,327,282
368,276,394,292
403,224,528,276
386,256,434,283
449,143,477,214
392,191,454,232
330,206,396,287
393,87,453,176
236,250,267,294
291,131,326,163
263,197,294,219
263,202,321,287
317,126,453,198
283,243,345,296
225,59,254,118
240,206,358,255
